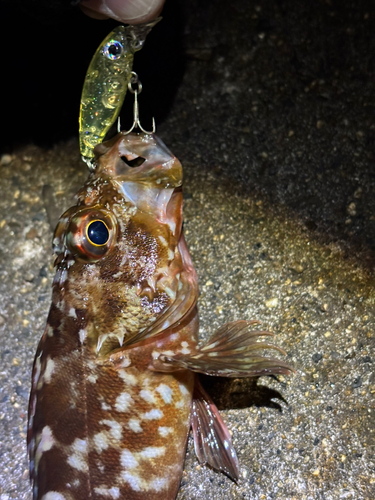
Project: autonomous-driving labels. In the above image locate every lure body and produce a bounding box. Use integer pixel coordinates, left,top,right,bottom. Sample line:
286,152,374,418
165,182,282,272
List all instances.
79,22,158,159
28,133,293,500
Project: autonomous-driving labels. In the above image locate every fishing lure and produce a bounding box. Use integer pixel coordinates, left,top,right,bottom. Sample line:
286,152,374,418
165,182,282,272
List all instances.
79,20,159,160
28,25,294,500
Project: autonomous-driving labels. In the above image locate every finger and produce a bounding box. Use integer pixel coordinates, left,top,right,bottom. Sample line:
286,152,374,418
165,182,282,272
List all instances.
80,0,165,24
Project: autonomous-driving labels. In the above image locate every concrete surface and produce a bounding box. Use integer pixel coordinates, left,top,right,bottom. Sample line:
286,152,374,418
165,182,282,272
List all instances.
0,0,374,499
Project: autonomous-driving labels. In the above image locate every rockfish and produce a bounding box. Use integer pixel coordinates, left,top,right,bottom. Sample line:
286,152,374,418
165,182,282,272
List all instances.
28,132,293,500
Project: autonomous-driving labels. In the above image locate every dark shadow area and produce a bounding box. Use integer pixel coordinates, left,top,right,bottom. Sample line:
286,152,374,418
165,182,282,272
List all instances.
0,0,186,150
200,375,287,412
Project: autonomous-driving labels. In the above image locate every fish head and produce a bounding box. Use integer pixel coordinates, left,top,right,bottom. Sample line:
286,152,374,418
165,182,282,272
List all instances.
52,133,186,354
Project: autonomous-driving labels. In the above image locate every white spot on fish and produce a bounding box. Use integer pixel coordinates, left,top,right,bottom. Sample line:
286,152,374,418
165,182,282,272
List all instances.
93,431,110,453
118,370,137,386
158,235,168,246
46,324,54,337
101,401,111,411
122,471,141,491
121,449,139,469
67,453,88,472
41,493,67,500
115,392,133,412
43,358,55,384
37,426,55,453
100,419,122,440
150,477,169,492
142,409,163,420
128,418,143,433
78,329,87,344
117,355,131,368
156,384,173,404
139,389,155,404
168,248,175,260
87,374,98,384
139,446,165,459
72,438,87,453
35,426,55,471
179,383,190,396
180,341,191,355
94,487,120,499
158,426,173,437
68,308,77,319
67,438,88,472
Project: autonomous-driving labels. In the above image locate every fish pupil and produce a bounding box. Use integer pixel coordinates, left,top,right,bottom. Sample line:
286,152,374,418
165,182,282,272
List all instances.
87,220,109,245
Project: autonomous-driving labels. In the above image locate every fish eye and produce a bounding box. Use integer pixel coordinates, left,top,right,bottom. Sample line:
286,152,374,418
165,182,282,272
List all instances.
86,220,110,246
103,40,123,60
66,207,117,262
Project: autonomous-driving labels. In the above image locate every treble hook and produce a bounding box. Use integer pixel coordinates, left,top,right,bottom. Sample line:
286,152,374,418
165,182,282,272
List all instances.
122,72,156,135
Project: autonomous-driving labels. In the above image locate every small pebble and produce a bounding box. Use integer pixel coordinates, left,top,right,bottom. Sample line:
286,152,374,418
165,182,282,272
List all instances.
347,202,356,216
316,120,324,129
312,353,323,363
289,262,304,274
353,187,362,199
265,297,278,308
0,154,12,166
26,228,38,239
352,377,362,389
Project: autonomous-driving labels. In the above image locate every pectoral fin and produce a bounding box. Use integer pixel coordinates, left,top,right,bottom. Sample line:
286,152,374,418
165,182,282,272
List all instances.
191,379,239,481
155,320,295,377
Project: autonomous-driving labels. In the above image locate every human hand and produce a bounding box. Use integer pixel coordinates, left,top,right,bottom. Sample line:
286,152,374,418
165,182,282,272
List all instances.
80,0,165,24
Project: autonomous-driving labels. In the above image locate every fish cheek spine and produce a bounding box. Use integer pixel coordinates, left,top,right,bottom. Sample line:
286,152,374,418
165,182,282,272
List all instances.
28,132,295,500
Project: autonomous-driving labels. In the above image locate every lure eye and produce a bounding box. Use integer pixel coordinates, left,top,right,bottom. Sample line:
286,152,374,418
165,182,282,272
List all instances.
66,207,117,262
103,40,123,60
87,220,109,246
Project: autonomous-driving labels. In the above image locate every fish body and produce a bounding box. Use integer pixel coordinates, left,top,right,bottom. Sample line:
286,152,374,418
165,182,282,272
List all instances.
28,133,294,500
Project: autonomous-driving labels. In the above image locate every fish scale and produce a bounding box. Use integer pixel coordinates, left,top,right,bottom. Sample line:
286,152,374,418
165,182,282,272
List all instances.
28,132,294,499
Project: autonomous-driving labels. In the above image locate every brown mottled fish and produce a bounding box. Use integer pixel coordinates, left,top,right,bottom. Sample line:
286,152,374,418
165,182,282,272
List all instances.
28,132,294,500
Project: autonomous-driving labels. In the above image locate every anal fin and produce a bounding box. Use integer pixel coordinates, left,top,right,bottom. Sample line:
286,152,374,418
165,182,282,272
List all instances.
154,320,295,377
191,379,239,481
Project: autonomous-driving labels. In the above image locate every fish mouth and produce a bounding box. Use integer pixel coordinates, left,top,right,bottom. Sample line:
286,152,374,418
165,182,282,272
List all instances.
94,132,183,189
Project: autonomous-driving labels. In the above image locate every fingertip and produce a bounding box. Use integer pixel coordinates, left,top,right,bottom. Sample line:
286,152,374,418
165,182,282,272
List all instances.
80,0,165,24
80,4,110,20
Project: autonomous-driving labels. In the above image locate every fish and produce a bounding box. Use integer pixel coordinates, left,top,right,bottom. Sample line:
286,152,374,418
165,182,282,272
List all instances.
28,132,294,500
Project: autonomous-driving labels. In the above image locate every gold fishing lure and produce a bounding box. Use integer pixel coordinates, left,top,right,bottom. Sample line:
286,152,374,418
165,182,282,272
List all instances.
79,20,159,160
